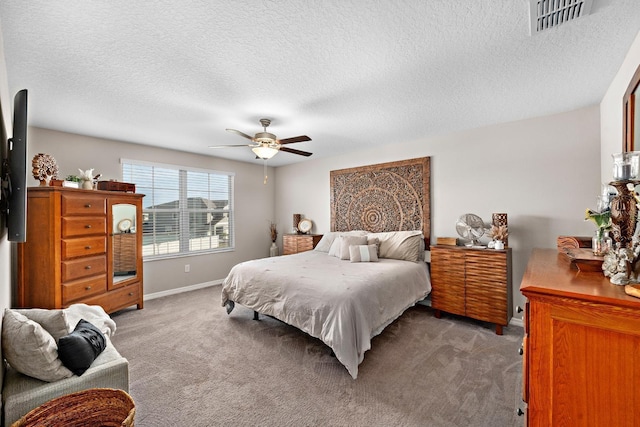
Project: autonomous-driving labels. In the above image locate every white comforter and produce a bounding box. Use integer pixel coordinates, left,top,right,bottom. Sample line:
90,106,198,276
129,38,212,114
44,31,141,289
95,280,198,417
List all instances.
220,250,431,379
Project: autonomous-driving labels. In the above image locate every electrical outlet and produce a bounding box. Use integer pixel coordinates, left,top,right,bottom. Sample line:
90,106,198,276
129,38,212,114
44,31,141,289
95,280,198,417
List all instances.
184,264,190,273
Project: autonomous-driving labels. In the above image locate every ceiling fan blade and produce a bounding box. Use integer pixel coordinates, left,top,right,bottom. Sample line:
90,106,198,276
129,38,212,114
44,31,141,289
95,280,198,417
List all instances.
226,129,254,140
278,135,311,144
208,144,250,149
279,146,313,157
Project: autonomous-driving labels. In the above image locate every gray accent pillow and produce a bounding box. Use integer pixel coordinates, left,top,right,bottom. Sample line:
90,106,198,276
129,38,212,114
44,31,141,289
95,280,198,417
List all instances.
1,309,73,382
368,231,424,262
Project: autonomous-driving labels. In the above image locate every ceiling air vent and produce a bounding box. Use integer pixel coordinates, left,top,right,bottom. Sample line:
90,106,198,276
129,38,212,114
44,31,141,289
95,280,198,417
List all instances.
529,0,593,34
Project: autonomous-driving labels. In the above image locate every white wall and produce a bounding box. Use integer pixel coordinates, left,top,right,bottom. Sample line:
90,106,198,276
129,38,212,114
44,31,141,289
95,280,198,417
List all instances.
27,127,276,296
275,106,602,320
0,19,13,309
601,30,640,181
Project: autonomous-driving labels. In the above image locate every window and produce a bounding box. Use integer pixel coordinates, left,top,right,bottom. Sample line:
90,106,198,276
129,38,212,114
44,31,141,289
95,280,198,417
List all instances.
122,159,234,259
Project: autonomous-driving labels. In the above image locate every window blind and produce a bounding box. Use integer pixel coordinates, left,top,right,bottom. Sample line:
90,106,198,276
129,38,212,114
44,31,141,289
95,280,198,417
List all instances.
121,159,234,259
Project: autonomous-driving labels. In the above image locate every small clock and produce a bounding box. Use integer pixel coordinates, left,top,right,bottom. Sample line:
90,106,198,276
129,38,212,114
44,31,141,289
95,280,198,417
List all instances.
297,218,312,234
117,218,133,232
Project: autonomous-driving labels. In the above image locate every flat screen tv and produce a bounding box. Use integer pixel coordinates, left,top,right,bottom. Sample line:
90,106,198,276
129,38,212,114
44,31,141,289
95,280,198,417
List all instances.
2,89,28,242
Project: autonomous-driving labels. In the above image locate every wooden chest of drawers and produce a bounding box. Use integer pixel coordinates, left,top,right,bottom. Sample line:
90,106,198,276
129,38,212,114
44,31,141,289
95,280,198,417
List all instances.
520,249,640,426
282,234,323,255
430,245,512,334
17,187,144,314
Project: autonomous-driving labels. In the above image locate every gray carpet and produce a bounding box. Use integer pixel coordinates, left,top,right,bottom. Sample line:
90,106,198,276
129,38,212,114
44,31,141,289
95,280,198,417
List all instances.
110,286,524,427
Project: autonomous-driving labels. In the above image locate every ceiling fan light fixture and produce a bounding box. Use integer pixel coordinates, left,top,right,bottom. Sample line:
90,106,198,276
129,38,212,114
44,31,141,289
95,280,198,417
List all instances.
252,146,279,159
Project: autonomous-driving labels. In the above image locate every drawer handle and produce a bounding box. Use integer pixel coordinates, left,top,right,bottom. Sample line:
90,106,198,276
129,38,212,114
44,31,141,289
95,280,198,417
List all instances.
85,203,92,208
516,306,523,313
518,346,524,356
85,246,92,249
85,265,92,270
128,292,134,296
85,224,92,229
85,286,92,290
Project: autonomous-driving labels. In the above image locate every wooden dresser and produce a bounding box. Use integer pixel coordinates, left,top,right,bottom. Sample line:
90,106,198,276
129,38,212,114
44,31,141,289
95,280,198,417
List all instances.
282,234,323,255
17,187,144,314
430,245,512,334
520,248,640,426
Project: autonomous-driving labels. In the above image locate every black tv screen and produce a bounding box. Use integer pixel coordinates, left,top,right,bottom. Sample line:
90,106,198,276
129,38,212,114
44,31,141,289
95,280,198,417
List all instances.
7,89,28,242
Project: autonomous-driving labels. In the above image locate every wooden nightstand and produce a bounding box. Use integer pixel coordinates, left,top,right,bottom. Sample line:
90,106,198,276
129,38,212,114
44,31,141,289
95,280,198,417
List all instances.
283,234,323,255
430,245,512,334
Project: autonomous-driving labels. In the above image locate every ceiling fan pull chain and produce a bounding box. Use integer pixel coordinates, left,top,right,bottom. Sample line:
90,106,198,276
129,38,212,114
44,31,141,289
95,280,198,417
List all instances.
263,160,268,185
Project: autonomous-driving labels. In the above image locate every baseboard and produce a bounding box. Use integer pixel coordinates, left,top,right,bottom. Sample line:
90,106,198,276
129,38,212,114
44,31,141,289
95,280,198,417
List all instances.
509,317,524,328
144,280,222,301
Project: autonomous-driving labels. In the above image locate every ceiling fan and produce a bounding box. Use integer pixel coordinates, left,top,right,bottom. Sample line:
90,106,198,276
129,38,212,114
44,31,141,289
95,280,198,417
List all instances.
209,118,312,159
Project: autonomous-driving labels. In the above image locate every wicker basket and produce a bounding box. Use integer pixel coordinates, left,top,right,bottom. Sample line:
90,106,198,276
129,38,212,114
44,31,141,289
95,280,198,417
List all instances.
12,388,135,427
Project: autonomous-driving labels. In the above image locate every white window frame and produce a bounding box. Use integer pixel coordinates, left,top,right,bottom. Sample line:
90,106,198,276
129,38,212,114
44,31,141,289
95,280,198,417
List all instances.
121,158,235,260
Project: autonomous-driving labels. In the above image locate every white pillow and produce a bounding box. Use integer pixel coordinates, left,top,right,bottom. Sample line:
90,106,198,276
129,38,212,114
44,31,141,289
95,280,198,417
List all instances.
15,308,70,342
2,309,74,382
315,230,368,252
314,232,340,252
328,235,368,260
349,244,379,262
368,230,424,262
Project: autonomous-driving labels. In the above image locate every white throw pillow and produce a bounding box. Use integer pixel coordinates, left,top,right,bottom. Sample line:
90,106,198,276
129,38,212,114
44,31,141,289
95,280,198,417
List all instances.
315,230,368,253
64,303,116,337
349,244,379,262
314,232,340,252
328,235,368,260
2,309,74,382
15,308,70,342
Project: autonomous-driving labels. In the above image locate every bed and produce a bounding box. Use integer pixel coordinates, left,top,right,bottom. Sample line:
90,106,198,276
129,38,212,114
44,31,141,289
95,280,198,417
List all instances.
221,157,432,378
222,230,431,378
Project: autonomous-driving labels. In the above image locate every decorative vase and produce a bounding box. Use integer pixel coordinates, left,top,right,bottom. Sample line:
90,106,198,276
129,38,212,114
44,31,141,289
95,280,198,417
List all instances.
269,242,278,257
609,180,638,249
592,230,612,256
39,176,51,187
293,214,302,233
494,240,505,250
81,180,93,190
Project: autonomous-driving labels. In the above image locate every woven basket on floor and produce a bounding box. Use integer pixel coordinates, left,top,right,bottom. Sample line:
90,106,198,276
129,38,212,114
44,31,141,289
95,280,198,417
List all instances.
11,388,135,427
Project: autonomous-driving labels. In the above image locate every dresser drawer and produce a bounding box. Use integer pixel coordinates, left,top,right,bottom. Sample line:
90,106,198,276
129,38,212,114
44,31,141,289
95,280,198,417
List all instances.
62,255,107,282
62,236,106,259
62,216,107,237
62,274,107,304
62,193,106,216
82,283,141,313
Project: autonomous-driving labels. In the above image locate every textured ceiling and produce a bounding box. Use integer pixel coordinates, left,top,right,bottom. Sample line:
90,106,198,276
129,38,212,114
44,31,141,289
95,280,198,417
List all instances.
1,0,639,167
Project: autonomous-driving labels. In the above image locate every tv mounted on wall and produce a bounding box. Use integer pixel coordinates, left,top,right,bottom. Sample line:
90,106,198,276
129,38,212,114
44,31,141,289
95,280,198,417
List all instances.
1,89,28,242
